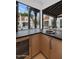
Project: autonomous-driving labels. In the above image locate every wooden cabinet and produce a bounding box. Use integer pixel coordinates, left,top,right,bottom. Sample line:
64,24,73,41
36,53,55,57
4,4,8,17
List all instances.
50,38,62,59
40,34,51,59
40,34,62,59
30,34,40,57
16,33,62,59
16,37,31,59
16,34,40,59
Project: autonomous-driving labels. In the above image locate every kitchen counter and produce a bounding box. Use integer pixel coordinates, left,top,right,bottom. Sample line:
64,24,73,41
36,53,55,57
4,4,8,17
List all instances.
16,29,41,38
16,29,62,40
42,29,62,40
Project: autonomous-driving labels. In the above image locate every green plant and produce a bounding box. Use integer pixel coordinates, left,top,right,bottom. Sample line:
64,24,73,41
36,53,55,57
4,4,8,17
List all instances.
19,13,28,16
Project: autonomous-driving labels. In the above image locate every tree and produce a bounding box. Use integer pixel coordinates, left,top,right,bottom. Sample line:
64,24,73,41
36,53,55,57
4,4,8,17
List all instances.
19,13,28,16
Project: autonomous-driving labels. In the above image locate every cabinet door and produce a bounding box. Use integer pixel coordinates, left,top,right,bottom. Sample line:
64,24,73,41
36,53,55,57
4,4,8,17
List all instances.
50,38,62,59
30,34,40,57
40,34,51,59
16,37,30,59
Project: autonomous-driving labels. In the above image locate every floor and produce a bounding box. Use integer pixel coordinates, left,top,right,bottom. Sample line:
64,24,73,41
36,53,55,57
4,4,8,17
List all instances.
33,53,46,59
24,53,46,59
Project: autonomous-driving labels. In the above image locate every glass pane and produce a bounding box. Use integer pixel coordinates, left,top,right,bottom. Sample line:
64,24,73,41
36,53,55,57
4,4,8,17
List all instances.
60,19,62,28
43,14,49,29
36,12,40,28
43,14,56,29
30,10,35,29
18,3,29,31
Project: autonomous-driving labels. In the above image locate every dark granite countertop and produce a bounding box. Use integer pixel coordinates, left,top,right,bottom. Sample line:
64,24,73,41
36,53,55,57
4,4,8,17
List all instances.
16,29,62,40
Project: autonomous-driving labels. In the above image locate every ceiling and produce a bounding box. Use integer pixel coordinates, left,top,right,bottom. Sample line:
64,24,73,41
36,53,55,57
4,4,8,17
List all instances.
43,1,62,17
17,0,61,10
33,0,61,9
17,0,62,17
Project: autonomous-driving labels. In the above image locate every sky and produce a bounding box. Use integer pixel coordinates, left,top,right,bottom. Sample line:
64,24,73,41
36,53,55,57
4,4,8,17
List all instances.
18,2,39,17
18,3,28,13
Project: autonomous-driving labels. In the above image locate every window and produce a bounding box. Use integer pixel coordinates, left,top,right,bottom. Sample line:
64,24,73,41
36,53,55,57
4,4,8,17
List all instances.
36,12,40,28
60,19,62,28
30,9,40,29
56,17,62,28
43,14,54,29
30,10,35,29
16,1,40,31
17,2,29,31
43,14,49,29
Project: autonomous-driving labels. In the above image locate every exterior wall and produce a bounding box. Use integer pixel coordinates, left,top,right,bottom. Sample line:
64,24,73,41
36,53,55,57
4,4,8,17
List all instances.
18,14,36,30
18,14,28,30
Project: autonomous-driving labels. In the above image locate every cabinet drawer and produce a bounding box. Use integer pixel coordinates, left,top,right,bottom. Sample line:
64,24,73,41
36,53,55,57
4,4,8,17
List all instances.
16,36,30,42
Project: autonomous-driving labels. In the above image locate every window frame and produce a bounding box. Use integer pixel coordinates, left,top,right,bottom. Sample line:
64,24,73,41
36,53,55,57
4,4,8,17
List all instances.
16,1,40,32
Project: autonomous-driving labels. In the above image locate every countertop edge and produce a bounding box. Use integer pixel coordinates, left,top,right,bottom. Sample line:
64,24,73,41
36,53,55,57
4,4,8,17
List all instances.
16,32,62,40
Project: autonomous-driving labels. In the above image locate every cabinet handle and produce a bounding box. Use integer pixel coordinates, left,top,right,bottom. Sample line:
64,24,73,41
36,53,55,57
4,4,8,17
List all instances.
50,39,52,49
29,39,32,47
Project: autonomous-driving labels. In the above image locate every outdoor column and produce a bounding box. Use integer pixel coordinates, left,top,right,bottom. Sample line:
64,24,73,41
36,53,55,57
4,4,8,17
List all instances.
40,10,43,29
28,7,31,29
57,18,60,28
52,17,57,28
34,12,37,28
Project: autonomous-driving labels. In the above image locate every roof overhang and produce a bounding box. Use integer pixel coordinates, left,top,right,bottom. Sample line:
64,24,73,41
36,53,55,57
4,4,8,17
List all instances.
43,1,62,17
